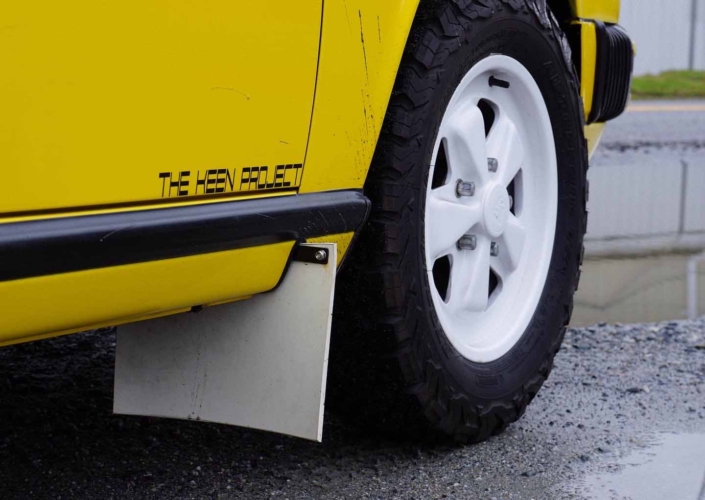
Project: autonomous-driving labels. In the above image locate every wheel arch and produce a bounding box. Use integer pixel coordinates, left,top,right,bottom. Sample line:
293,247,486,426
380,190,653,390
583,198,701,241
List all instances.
300,0,622,260
300,0,620,194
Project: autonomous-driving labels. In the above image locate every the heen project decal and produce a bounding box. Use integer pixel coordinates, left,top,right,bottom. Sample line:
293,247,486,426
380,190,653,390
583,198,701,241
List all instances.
158,163,304,198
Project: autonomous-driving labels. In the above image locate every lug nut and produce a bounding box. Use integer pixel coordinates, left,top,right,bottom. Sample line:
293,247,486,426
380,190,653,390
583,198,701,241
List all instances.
455,179,476,198
488,158,498,172
457,234,477,251
490,242,500,257
315,250,327,261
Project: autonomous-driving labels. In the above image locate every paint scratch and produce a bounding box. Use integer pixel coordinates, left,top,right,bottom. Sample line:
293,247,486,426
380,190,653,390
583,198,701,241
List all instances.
377,16,382,43
100,225,135,242
211,87,251,100
358,11,369,81
343,1,352,35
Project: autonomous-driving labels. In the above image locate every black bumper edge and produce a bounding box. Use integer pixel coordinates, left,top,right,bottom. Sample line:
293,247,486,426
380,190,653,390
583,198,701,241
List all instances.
588,21,634,124
0,190,371,282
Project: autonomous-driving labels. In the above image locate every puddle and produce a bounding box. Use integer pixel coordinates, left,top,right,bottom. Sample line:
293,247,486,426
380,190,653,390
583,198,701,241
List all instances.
581,434,705,500
572,253,705,327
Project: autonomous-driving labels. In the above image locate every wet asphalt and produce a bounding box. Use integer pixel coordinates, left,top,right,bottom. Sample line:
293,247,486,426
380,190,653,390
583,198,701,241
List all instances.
591,100,705,169
1,103,705,499
1,320,703,499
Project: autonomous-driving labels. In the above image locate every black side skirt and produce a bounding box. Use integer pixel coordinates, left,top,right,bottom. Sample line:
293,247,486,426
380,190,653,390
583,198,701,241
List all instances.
0,190,370,282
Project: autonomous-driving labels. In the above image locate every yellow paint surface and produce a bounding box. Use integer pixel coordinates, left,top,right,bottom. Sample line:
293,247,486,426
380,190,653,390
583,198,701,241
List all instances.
0,2,321,214
575,20,598,120
0,242,293,346
570,0,620,23
300,0,420,193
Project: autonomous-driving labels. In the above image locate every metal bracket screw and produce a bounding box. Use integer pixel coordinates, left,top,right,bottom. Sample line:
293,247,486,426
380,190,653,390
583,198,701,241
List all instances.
314,250,327,262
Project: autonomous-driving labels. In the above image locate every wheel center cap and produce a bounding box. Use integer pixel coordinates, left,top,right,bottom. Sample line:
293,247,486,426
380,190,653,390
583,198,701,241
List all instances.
482,184,510,238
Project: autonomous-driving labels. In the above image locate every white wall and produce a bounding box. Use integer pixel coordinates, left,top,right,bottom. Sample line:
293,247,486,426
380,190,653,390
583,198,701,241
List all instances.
619,0,705,75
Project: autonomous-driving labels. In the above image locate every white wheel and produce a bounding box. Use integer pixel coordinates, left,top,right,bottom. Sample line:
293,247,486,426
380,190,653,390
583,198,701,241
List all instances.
425,55,558,363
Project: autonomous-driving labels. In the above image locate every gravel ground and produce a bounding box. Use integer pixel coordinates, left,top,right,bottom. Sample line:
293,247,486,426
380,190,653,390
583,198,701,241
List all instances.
1,319,704,499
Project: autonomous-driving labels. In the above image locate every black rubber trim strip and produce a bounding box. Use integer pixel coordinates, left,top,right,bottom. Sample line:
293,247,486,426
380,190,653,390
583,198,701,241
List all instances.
0,190,370,282
587,21,633,124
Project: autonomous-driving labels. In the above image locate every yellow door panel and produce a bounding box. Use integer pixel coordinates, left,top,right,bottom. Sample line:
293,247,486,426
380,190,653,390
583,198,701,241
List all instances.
0,242,293,346
0,2,321,214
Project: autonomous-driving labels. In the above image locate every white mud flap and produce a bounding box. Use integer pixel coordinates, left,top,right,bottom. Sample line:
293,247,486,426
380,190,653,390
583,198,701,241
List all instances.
113,244,336,442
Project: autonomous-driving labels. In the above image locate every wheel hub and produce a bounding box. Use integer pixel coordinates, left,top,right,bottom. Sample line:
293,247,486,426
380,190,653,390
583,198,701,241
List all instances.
482,183,510,238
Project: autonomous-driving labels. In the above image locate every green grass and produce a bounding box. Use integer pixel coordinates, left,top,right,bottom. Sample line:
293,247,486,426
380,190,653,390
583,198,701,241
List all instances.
631,70,705,99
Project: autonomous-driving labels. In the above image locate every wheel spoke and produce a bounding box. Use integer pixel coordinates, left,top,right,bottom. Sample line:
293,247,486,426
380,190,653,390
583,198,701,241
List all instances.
492,214,527,279
449,236,491,313
426,188,482,260
486,116,525,187
431,180,460,203
442,103,490,186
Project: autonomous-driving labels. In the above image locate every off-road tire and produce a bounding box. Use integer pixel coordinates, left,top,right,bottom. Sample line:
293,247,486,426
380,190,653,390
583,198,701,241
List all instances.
330,0,587,443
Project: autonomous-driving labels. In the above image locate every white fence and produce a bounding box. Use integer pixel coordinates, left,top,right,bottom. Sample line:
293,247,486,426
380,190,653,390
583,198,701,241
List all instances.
620,0,705,75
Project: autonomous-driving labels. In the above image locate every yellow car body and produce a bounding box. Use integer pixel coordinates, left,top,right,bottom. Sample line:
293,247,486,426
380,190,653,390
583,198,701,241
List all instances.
0,0,623,346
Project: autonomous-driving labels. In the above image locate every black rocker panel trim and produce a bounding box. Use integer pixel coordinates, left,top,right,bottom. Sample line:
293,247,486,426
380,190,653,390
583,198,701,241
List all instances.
0,190,370,282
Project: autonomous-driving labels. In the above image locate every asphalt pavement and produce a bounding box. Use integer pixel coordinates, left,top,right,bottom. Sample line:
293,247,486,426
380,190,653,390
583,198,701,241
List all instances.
1,102,705,500
595,100,705,149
